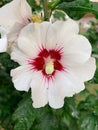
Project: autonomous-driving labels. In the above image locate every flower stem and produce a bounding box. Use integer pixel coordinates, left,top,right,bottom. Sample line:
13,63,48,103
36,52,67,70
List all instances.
43,0,50,21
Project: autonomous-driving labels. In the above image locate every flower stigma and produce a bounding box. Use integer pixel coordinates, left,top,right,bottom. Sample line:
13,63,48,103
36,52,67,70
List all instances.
45,61,54,75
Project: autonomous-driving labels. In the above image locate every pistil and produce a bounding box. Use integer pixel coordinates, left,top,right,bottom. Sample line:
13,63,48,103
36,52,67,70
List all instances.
45,61,54,75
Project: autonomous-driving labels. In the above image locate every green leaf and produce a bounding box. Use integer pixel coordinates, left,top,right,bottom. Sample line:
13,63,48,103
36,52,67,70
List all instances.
56,0,98,20
0,73,21,130
0,53,19,73
12,94,79,130
53,10,66,20
31,113,59,130
91,2,98,16
80,113,98,130
78,93,98,130
78,94,98,111
12,93,35,130
12,92,50,130
27,0,42,12
0,53,21,130
13,94,56,130
0,0,12,7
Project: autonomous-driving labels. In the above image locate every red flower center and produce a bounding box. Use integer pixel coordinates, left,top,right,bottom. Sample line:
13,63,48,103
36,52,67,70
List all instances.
29,48,64,78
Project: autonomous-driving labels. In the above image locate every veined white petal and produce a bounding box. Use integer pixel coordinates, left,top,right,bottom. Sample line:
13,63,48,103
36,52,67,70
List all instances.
0,27,8,52
48,80,64,109
17,22,51,57
48,71,85,109
62,34,92,64
11,44,29,65
20,0,32,23
40,22,51,46
7,23,24,42
11,65,32,92
0,0,32,30
46,19,79,49
66,57,96,82
30,72,48,108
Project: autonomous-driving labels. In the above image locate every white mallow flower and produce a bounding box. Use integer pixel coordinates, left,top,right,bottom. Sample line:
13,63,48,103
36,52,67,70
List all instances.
0,0,32,51
11,19,96,109
0,27,8,52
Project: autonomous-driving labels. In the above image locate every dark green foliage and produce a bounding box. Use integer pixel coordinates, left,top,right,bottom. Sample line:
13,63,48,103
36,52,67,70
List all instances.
0,0,12,7
78,94,98,130
56,0,98,20
12,94,79,130
27,0,43,13
0,53,22,130
53,11,66,20
12,93,35,130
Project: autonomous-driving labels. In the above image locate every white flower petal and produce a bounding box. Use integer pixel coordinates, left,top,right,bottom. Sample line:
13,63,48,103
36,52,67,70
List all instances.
67,57,96,82
11,65,32,92
7,23,24,42
40,22,51,46
11,44,29,65
0,27,8,52
30,72,48,108
46,19,79,49
0,38,7,53
48,71,85,109
20,0,32,23
17,22,50,57
62,34,92,64
0,0,32,30
48,81,64,109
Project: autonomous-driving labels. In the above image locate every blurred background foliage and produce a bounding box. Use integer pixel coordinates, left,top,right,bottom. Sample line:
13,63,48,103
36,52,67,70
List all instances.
0,0,98,130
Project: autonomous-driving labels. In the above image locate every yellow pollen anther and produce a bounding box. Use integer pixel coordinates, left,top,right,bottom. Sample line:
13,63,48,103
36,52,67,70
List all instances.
45,61,54,75
31,14,42,23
